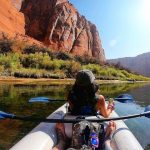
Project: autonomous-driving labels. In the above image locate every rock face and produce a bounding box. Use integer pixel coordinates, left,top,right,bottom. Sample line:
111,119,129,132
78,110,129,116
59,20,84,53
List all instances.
11,0,23,10
0,0,105,62
108,52,150,77
21,0,105,62
0,0,25,36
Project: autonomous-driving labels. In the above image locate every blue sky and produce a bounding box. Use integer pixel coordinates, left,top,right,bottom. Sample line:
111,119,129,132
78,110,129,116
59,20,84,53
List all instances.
69,0,150,59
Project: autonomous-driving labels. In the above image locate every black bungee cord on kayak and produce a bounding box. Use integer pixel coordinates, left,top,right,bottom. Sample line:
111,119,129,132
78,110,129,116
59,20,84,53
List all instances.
1,94,150,122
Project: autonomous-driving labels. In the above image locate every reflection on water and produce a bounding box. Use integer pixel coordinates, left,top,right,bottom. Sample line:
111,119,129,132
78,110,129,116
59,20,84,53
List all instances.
0,83,69,150
0,82,150,149
100,83,150,150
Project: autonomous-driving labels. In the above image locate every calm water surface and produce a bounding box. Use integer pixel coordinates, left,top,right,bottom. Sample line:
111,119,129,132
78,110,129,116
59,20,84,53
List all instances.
0,82,150,150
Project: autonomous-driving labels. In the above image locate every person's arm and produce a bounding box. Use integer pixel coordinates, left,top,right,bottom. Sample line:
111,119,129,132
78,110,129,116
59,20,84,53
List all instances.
96,95,114,118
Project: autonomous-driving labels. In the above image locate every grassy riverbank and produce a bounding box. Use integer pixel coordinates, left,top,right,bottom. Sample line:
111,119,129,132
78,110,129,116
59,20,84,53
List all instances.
0,38,150,81
0,77,150,86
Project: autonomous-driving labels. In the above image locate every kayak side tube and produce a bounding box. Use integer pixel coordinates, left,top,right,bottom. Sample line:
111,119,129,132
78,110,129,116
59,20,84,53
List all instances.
10,104,67,150
10,103,143,150
106,110,143,150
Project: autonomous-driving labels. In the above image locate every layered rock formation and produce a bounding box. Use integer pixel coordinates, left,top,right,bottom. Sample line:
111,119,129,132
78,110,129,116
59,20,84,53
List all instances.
0,0,105,62
21,0,105,62
0,0,25,36
11,0,23,10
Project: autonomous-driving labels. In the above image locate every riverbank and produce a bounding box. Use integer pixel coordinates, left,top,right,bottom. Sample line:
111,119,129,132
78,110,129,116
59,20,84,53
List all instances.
0,50,150,82
0,76,149,85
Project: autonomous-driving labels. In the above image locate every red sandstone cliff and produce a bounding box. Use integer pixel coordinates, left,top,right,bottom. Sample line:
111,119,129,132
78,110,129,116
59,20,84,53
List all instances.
0,0,105,62
11,0,23,10
0,0,25,36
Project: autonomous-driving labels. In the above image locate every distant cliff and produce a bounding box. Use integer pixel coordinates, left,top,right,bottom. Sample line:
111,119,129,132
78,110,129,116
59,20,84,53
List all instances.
0,0,105,62
108,52,150,77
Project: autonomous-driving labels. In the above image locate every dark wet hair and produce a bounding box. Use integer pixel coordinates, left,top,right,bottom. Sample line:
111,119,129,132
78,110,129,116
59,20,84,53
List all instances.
71,82,99,106
68,70,99,115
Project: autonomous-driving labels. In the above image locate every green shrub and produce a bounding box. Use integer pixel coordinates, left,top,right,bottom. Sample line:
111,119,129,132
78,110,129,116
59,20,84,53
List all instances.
0,53,21,69
0,65,5,76
23,45,50,54
0,39,13,53
60,60,81,77
121,70,130,78
54,52,73,60
21,53,50,69
14,68,66,79
75,55,99,64
82,64,101,74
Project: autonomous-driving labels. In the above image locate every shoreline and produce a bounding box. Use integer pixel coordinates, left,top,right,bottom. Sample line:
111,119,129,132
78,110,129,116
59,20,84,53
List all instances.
0,76,149,85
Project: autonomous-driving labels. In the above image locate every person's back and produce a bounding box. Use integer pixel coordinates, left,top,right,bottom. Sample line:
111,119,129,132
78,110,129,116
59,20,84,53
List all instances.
68,70,99,116
68,70,115,118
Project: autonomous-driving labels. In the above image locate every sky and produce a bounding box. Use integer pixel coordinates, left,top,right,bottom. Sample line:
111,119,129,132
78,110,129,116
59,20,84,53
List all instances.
69,0,150,59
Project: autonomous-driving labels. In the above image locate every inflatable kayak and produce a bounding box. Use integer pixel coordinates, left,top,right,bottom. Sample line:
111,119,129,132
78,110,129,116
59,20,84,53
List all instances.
10,103,143,150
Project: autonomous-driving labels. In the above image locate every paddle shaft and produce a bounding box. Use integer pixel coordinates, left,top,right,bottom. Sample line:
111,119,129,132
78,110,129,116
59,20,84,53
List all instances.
3,111,150,123
29,94,134,103
29,99,66,103
47,100,65,102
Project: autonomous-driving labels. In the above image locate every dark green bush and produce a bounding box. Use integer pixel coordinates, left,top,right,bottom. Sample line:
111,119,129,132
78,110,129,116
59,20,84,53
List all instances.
14,68,66,79
23,45,50,54
0,39,13,53
54,52,73,60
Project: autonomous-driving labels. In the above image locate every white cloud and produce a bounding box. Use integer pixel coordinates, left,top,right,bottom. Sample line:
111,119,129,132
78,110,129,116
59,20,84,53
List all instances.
109,39,118,47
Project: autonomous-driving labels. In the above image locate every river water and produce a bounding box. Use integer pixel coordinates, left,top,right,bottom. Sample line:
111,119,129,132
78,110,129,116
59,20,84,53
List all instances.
0,82,150,150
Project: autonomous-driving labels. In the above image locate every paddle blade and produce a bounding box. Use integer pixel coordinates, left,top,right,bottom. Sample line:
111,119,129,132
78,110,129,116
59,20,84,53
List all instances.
144,105,150,118
0,111,14,119
115,94,134,103
29,97,50,103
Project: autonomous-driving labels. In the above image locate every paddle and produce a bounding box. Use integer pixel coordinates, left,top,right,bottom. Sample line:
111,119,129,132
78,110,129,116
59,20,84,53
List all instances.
29,94,133,103
114,94,134,103
0,105,150,123
29,97,66,103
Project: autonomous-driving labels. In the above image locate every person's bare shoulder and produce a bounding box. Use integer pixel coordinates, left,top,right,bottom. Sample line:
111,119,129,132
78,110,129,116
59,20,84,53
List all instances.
99,95,104,100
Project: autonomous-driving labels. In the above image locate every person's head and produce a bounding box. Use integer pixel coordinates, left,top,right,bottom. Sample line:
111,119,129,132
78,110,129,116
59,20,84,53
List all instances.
70,70,99,114
74,70,99,93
